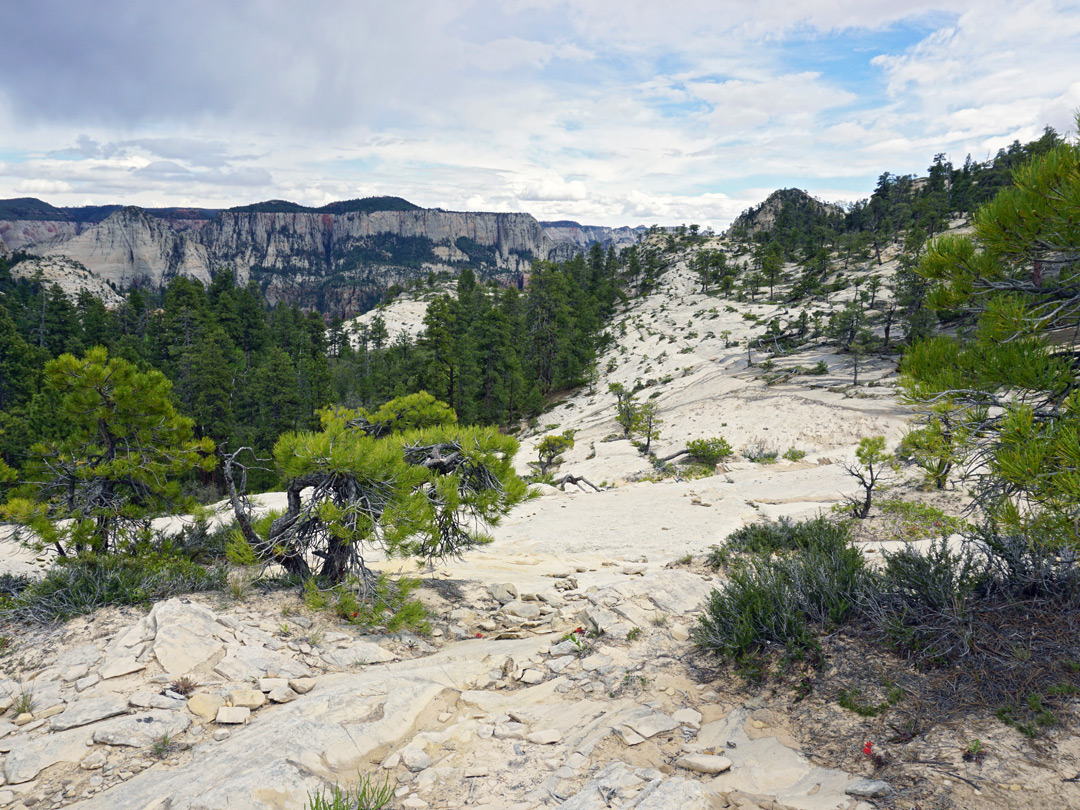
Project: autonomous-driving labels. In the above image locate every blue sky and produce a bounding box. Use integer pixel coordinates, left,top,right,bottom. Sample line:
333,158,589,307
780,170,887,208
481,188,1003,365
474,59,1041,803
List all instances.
0,0,1077,228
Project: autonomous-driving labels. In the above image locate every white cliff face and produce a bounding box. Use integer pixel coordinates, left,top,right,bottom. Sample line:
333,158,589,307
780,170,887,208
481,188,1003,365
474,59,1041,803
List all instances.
541,222,645,251
6,205,561,313
24,208,212,291
0,219,85,252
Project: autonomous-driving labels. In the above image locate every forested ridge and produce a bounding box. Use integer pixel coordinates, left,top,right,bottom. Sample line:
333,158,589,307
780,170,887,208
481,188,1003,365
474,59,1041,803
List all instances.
0,248,618,493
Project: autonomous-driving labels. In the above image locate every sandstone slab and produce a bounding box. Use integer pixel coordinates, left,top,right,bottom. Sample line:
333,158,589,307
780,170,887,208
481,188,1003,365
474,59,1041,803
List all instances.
50,696,129,731
321,642,394,668
4,727,94,783
624,709,679,739
675,753,732,774
188,693,225,723
93,710,191,747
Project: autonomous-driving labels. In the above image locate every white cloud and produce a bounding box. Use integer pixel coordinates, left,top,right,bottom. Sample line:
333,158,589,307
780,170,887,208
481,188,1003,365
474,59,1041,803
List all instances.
15,179,73,194
0,1,1076,227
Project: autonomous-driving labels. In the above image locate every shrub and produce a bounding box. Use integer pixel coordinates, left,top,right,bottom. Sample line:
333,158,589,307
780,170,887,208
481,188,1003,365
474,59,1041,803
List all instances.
686,436,733,466
697,518,868,662
722,516,853,556
743,439,778,464
306,773,394,810
783,447,807,462
302,574,429,633
2,553,226,623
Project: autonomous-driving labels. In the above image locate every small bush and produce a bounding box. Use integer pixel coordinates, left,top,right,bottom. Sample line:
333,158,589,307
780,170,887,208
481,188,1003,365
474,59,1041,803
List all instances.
1,554,226,623
303,574,430,634
809,360,829,375
720,516,851,557
697,518,868,662
686,436,733,466
783,447,807,462
306,773,394,810
878,499,964,541
743,439,779,464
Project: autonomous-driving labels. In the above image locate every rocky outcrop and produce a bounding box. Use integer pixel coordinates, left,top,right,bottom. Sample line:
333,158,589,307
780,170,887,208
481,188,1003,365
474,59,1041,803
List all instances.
23,207,211,292
541,220,646,252
8,255,126,306
727,188,844,238
0,219,85,252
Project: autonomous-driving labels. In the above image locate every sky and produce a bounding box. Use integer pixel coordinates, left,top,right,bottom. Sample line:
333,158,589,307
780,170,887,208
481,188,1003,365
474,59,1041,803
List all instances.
0,1,1078,229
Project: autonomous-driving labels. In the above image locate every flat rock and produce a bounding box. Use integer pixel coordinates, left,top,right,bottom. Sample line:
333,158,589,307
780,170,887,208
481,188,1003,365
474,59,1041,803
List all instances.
228,689,266,710
188,694,225,723
149,600,224,675
92,710,191,747
846,779,891,798
55,643,104,670
614,725,647,746
519,668,544,684
489,583,518,604
633,778,720,810
129,692,186,711
75,674,100,692
501,600,540,619
99,660,146,680
4,726,95,783
672,708,702,728
213,644,310,681
624,710,679,739
549,640,582,656
321,642,394,668
526,729,561,745
258,678,289,692
675,754,732,774
268,686,299,703
50,696,130,731
288,678,316,694
493,721,526,739
580,653,613,672
215,706,250,725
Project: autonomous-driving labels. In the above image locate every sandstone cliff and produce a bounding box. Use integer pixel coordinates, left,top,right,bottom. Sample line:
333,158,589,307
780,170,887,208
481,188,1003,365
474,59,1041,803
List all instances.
1,199,575,316
540,220,646,252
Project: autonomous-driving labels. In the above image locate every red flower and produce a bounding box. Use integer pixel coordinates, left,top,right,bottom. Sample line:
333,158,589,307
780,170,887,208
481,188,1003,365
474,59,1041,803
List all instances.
351,611,358,618
574,627,585,634
862,740,873,756
475,632,484,638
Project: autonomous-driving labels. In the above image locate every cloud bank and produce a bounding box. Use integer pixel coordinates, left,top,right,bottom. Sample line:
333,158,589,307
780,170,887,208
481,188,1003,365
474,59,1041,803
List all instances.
0,1,1076,227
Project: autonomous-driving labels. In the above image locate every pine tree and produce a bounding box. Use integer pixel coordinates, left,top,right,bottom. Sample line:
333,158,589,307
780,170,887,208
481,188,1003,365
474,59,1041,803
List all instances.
1,347,214,555
903,120,1080,548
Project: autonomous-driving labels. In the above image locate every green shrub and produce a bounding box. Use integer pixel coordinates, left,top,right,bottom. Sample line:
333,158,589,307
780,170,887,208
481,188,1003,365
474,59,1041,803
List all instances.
783,447,807,461
303,574,429,633
878,499,964,541
2,553,226,623
686,436,733,466
697,518,868,662
306,773,394,810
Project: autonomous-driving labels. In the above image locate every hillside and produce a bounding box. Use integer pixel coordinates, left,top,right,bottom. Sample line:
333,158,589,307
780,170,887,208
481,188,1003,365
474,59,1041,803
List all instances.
3,216,1079,810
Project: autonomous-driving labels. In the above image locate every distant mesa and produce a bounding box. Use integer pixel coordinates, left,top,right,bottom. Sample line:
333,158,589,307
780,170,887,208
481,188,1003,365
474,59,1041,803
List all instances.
0,195,645,318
